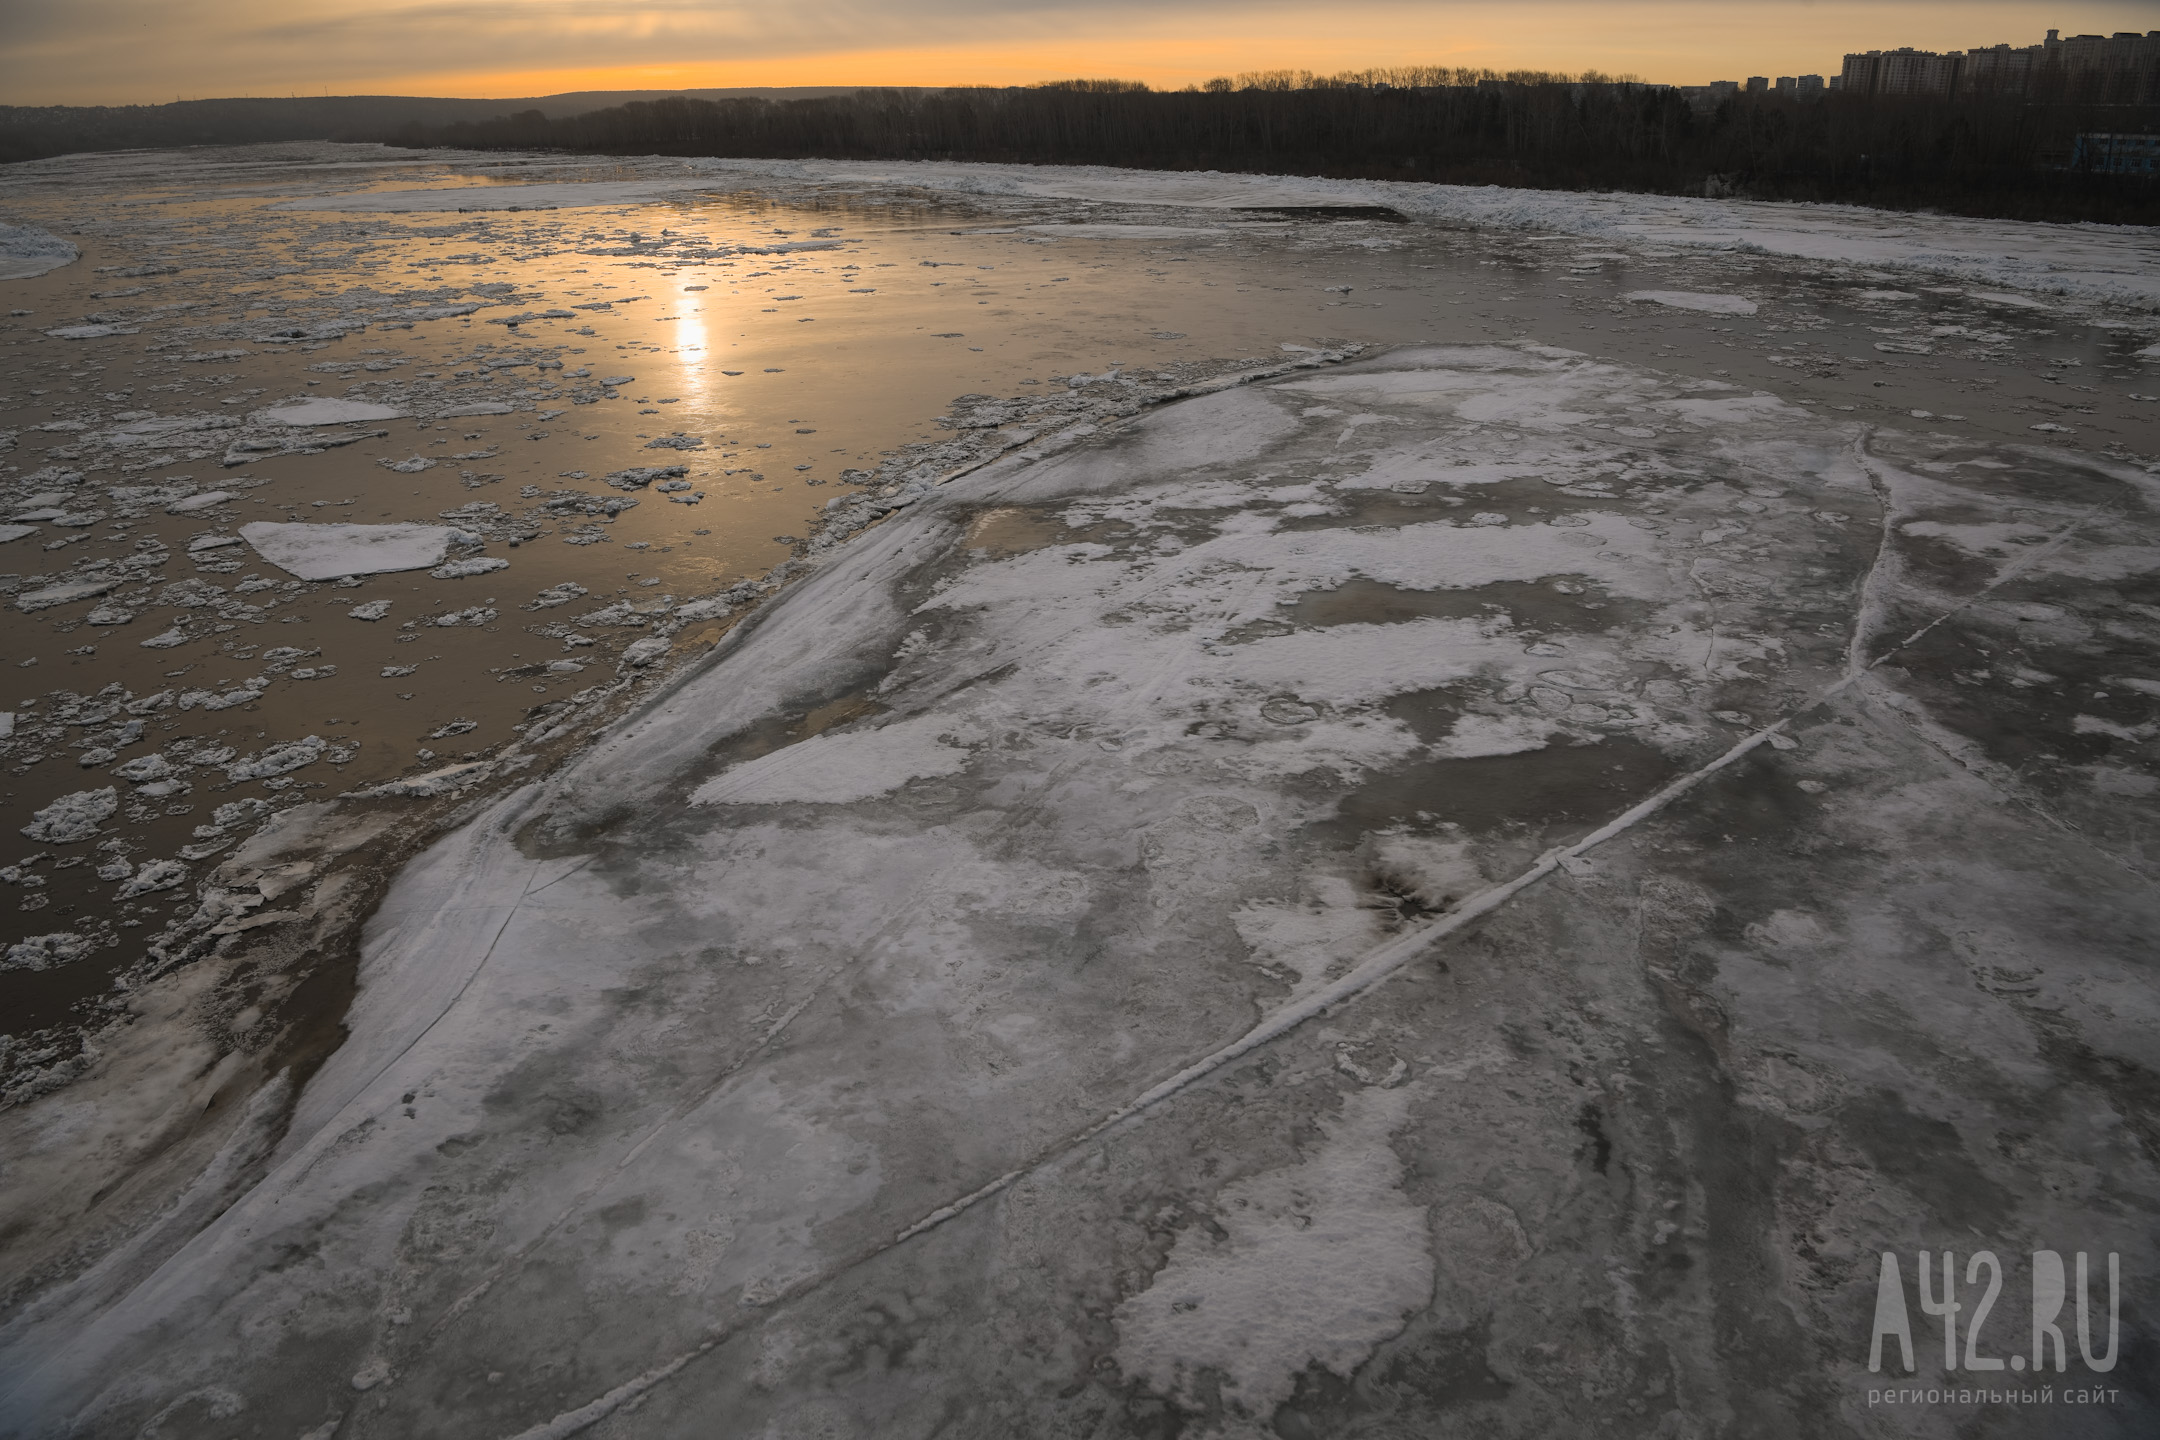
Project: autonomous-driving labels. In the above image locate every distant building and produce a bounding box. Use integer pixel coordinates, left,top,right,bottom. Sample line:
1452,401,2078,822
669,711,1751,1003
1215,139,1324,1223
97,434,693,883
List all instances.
1746,76,1770,93
1796,74,1826,94
1838,28,2160,102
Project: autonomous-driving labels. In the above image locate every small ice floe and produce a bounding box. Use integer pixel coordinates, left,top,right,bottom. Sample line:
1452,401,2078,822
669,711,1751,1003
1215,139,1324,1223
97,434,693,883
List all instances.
117,859,187,898
257,398,405,426
604,465,685,491
46,323,139,339
431,556,508,579
529,582,588,608
1622,291,1759,316
2029,422,2075,433
16,577,121,612
438,401,516,417
115,753,173,783
21,787,117,843
139,627,189,649
240,521,478,579
166,490,235,513
2,932,93,971
0,524,36,543
226,736,325,781
379,456,435,473
350,761,492,798
349,600,392,620
99,413,241,447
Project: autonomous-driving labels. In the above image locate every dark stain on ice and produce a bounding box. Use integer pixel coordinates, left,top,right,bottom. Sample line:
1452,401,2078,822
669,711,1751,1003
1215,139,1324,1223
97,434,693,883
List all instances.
1270,1316,1511,1437
1282,576,1641,634
1325,725,1677,840
1574,1102,1614,1174
1838,1088,2014,1230
1233,204,1409,223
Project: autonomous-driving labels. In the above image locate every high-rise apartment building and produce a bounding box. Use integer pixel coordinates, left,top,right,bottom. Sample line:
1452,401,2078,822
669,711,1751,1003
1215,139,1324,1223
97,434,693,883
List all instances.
1838,28,2160,102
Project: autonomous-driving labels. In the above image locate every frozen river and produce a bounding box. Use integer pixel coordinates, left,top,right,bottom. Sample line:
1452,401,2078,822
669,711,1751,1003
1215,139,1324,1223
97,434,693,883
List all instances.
0,146,2156,1438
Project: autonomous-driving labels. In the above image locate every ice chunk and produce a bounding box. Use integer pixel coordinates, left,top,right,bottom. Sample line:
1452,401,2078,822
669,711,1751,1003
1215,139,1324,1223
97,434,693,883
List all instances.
226,736,325,781
437,401,515,417
0,524,37,544
379,456,436,473
240,521,463,579
349,600,392,620
621,636,670,667
1622,290,1758,315
2,932,92,971
430,556,508,579
603,465,686,491
671,597,732,622
165,490,235,513
16,577,121,612
350,761,492,797
46,323,139,339
530,582,588,608
257,398,405,425
118,859,188,898
115,753,174,783
22,787,118,843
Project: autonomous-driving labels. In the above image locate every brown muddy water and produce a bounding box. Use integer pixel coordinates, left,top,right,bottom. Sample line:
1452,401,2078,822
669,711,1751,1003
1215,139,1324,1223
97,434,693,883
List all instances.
0,143,2153,1045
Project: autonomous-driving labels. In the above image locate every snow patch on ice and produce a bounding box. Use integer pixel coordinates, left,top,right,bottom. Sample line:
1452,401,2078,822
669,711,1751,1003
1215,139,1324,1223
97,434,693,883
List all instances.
1115,1085,1432,1420
691,713,975,806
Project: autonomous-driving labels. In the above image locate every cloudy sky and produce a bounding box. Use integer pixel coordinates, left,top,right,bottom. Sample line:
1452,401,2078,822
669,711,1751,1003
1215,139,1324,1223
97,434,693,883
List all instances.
5,1,2151,106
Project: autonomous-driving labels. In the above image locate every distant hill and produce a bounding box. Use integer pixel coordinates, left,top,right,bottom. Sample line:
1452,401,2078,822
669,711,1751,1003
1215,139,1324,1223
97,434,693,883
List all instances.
0,89,871,164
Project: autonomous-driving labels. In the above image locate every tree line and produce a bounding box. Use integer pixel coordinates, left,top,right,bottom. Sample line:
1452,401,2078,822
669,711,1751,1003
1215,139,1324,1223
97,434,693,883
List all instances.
383,78,2158,224
4,77,2152,224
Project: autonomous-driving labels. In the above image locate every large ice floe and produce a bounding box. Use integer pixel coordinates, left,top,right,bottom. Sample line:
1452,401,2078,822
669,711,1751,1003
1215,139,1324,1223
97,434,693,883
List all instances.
4,344,2158,1438
238,521,479,579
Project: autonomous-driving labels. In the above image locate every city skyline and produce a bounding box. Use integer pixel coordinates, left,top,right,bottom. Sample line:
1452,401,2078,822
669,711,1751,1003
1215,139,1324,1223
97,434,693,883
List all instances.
5,0,2157,107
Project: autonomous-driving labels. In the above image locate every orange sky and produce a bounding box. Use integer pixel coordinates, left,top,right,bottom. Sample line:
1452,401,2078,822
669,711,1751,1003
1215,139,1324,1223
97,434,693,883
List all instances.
5,1,2154,106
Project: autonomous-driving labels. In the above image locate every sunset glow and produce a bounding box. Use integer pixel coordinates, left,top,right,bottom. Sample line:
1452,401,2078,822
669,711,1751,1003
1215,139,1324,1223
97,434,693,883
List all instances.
5,0,2154,105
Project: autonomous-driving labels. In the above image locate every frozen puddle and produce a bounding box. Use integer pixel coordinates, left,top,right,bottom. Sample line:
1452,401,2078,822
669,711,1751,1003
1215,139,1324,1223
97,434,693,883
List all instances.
13,340,2157,1437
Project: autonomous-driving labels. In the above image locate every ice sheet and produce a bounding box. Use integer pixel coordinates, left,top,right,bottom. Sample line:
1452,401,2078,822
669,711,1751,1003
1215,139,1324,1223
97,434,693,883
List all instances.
703,157,2160,309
